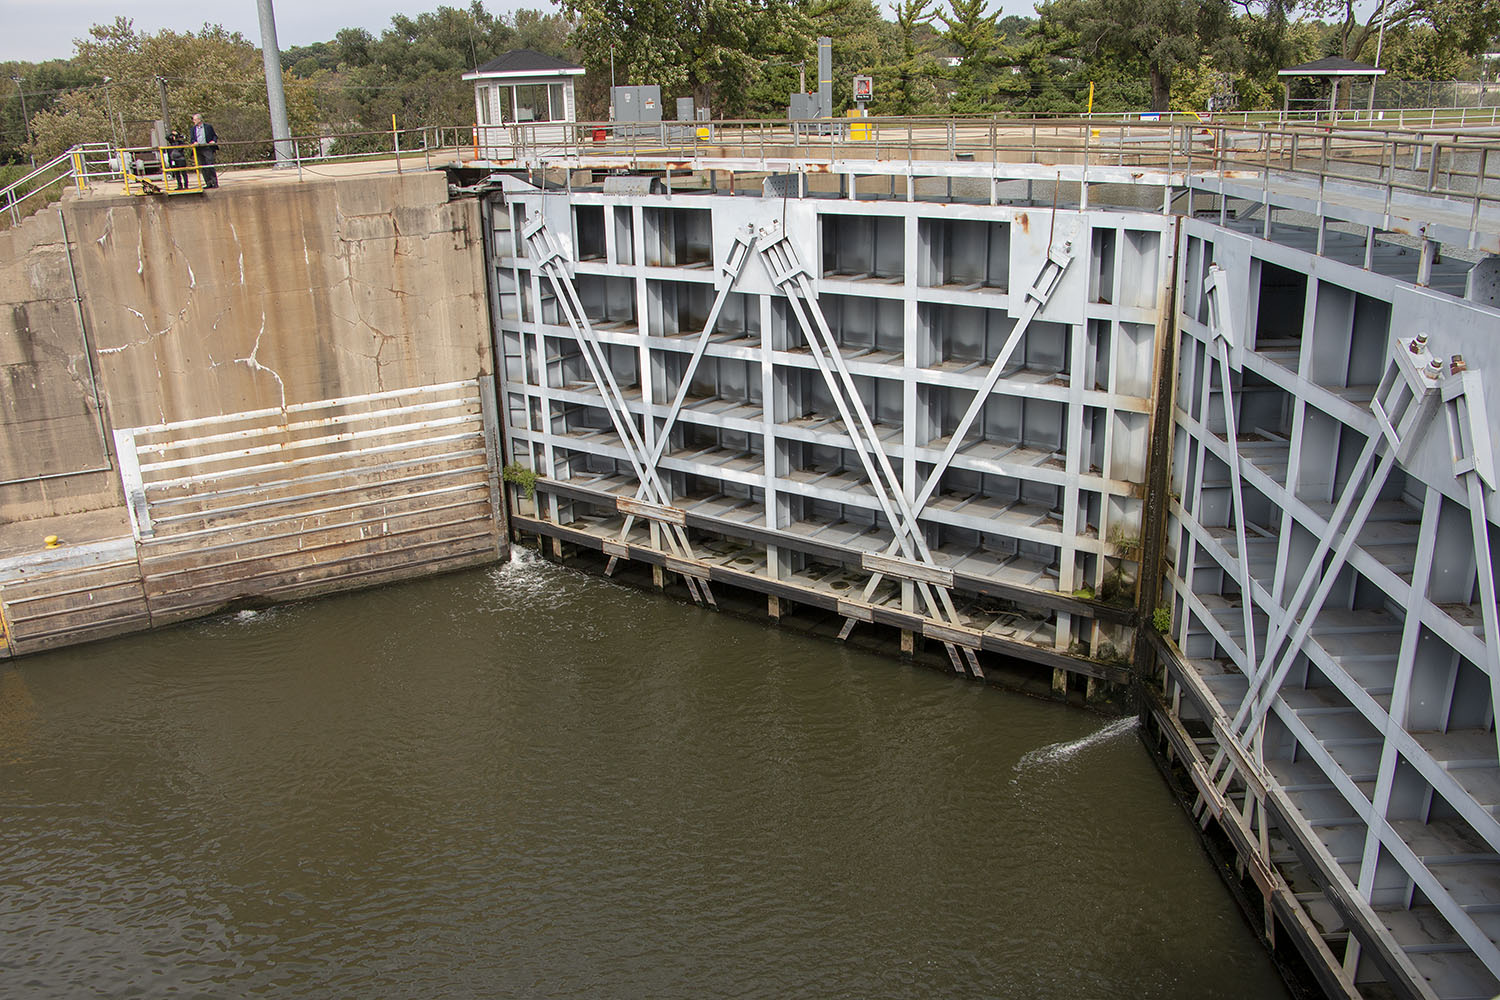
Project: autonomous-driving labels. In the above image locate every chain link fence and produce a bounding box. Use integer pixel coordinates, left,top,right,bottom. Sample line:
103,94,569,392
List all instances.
1287,77,1500,114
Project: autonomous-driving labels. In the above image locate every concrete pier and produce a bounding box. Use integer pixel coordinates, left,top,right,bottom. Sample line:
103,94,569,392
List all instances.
0,169,505,654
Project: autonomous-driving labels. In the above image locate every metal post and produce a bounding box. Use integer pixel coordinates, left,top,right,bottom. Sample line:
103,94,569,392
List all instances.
11,75,30,145
102,78,121,154
155,75,171,141
256,0,295,167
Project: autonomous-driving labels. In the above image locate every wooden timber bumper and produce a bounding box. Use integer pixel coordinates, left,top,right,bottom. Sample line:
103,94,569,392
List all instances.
1144,633,1432,1000
508,502,1132,688
0,378,508,660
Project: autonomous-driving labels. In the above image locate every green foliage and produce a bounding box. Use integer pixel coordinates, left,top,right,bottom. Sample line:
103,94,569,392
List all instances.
1097,566,1135,606
1039,0,1231,111
320,4,575,137
503,463,540,499
23,18,320,162
938,0,1002,111
562,0,803,118
1152,606,1172,634
878,0,941,115
0,162,68,229
11,0,1499,161
1107,525,1141,552
815,0,900,113
1,59,98,163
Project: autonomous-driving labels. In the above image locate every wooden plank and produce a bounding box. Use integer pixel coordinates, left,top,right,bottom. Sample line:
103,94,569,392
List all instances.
143,533,497,621
601,539,629,558
861,551,954,588
3,584,149,621
616,496,687,526
147,472,491,535
837,599,874,622
127,379,479,443
0,561,143,601
141,486,494,553
922,620,984,649
663,554,708,578
145,449,487,506
8,601,151,640
138,414,483,477
7,612,155,655
140,511,495,588
140,430,487,493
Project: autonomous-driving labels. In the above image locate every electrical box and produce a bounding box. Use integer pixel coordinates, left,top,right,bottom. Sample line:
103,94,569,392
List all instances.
611,86,662,123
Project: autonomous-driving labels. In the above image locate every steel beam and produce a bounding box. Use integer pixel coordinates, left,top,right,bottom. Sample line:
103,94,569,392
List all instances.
523,213,716,604
757,223,981,676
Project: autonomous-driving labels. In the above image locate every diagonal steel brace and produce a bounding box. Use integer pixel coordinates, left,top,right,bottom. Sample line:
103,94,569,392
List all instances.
524,212,714,604
758,224,980,677
858,235,1076,608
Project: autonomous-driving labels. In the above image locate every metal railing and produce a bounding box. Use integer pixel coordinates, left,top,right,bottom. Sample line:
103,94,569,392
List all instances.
12,116,1500,245
118,144,207,196
1,143,114,227
1180,121,1500,241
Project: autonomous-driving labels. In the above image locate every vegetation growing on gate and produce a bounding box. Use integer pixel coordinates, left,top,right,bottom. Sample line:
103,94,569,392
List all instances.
1153,605,1172,634
502,463,540,500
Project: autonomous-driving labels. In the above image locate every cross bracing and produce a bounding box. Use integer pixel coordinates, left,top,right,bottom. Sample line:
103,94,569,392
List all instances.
483,150,1500,1000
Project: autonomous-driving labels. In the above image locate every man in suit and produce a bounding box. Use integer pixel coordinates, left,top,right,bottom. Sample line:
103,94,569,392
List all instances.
191,113,219,189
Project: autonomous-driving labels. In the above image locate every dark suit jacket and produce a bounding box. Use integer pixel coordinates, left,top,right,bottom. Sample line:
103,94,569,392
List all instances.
193,122,218,147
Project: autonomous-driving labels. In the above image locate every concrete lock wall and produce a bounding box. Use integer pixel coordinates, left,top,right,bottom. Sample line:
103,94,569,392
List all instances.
69,171,491,430
0,171,506,655
3,172,492,519
0,208,120,520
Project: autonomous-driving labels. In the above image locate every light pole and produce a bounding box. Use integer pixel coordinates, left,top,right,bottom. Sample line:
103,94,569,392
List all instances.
11,75,32,163
102,77,122,152
1367,0,1389,115
255,0,295,167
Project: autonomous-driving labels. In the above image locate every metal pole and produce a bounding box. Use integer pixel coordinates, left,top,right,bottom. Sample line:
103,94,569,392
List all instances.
256,0,295,167
12,76,29,142
155,75,171,135
102,77,121,152
1369,2,1388,115
818,36,831,119
12,75,33,166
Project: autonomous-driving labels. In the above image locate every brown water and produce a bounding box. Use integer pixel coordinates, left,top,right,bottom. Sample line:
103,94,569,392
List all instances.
0,553,1289,998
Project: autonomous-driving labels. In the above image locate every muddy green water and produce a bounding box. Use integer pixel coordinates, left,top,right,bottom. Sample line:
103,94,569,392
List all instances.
0,554,1288,998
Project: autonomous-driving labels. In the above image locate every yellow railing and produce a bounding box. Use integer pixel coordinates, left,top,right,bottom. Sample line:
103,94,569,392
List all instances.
120,145,205,196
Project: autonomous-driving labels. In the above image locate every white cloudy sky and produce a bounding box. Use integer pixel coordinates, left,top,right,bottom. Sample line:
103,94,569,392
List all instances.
4,0,1055,65
1,0,539,63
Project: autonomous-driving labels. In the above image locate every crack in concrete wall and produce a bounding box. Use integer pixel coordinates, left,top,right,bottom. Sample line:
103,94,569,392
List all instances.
2,171,488,524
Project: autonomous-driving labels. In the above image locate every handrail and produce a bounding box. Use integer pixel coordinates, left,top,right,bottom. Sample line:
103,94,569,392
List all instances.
11,116,1499,247
1,142,114,228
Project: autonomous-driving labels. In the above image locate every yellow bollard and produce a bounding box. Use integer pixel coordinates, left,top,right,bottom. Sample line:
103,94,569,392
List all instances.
44,535,61,549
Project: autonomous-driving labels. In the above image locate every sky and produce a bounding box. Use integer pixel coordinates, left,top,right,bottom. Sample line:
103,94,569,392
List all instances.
3,0,1047,65
0,0,524,63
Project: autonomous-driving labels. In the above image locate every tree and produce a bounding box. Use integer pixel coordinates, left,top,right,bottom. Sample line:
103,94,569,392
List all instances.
282,41,341,78
939,0,1006,111
320,5,575,141
1304,0,1500,65
1040,0,1232,111
561,0,805,117
1,59,98,164
25,18,318,162
812,0,898,113
882,0,941,114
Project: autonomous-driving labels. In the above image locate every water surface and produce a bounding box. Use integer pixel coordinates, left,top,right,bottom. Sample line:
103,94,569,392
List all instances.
0,554,1288,998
